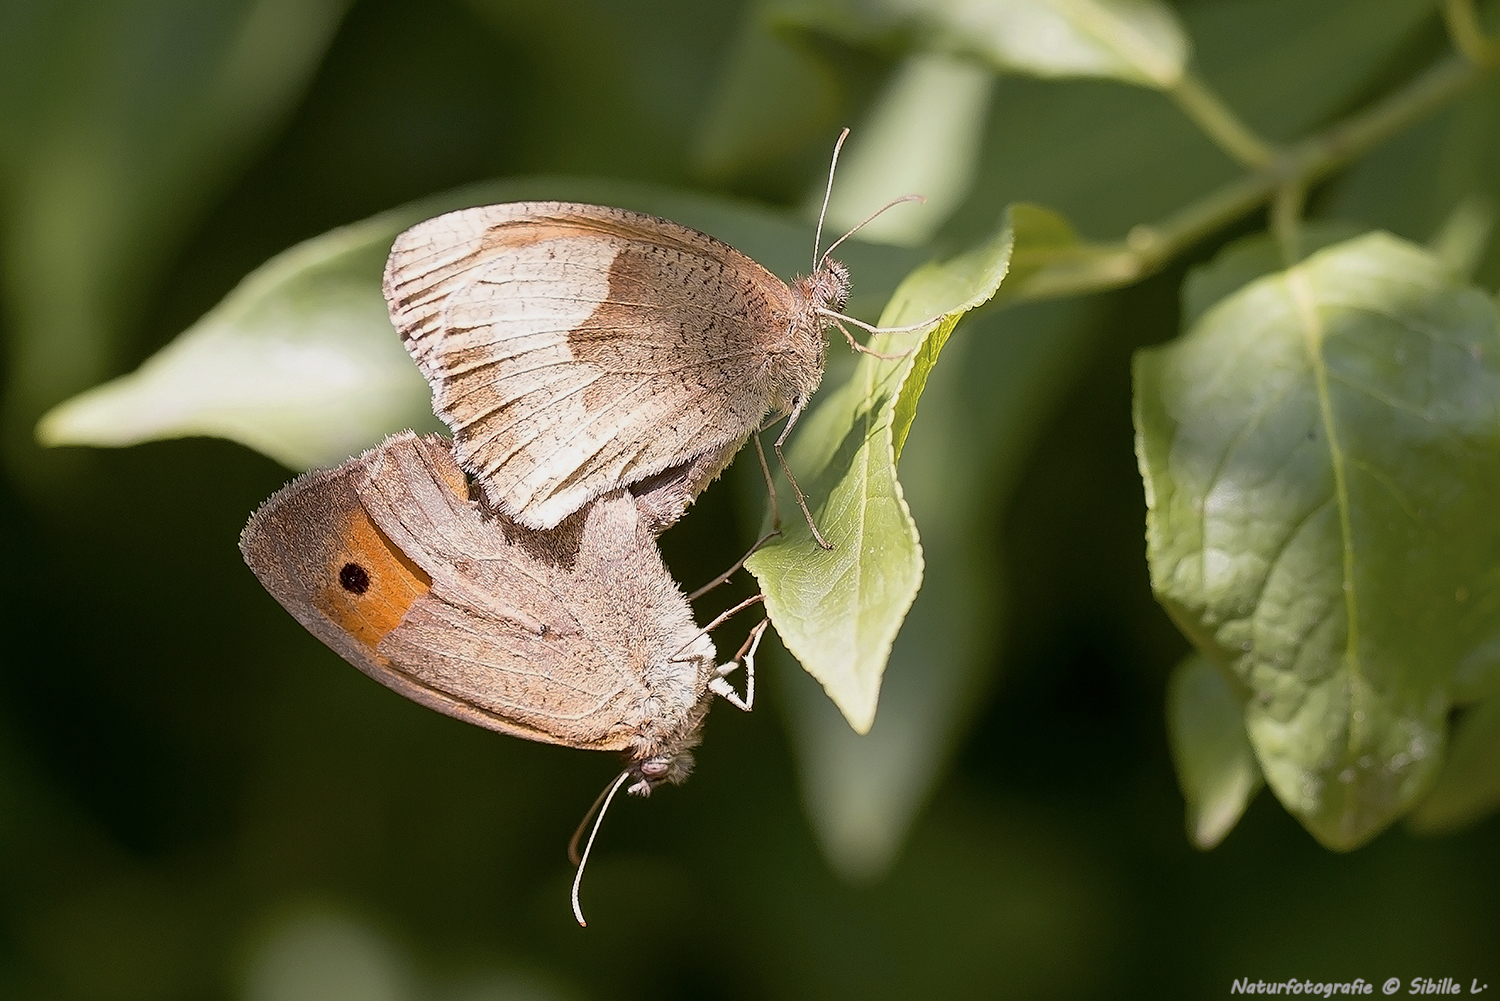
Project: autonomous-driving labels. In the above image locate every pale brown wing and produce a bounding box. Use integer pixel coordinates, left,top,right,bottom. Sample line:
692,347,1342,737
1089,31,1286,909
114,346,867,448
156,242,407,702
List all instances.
241,432,716,753
383,201,798,530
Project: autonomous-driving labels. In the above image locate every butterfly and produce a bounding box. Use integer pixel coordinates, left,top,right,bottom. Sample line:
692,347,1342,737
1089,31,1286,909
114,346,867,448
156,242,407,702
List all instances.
240,430,763,788
382,200,853,546
240,431,765,922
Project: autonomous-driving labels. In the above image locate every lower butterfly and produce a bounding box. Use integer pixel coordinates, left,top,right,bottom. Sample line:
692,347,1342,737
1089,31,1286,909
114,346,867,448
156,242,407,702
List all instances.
240,431,765,925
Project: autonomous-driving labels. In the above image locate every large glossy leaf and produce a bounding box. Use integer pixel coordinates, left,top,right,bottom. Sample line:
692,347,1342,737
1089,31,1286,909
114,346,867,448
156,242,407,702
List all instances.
38,179,922,469
772,0,1189,89
1166,652,1262,849
747,216,1014,733
1135,232,1500,849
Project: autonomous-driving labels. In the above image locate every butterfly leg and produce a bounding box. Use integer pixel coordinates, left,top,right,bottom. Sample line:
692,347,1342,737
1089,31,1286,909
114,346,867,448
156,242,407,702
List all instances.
688,525,780,601
754,432,781,531
831,315,910,361
687,434,783,600
709,618,769,712
775,397,833,550
670,593,764,661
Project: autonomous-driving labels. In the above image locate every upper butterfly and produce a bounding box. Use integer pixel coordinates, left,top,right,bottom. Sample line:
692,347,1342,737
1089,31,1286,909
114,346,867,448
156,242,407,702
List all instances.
382,201,850,538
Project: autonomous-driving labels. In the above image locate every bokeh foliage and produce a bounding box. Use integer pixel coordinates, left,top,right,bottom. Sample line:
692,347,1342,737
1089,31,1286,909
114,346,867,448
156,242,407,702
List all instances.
4,0,1500,998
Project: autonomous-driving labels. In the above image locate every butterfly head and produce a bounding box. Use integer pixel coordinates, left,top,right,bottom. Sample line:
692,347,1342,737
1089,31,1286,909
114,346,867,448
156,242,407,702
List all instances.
626,749,696,796
805,257,851,316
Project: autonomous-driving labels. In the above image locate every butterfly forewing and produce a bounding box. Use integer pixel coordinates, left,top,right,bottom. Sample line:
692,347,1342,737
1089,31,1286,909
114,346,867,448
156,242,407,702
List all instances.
384,202,801,530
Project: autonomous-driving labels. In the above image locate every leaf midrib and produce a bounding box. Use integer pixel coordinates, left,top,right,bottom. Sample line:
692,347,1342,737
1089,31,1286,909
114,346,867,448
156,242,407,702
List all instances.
845,351,896,710
1285,269,1362,751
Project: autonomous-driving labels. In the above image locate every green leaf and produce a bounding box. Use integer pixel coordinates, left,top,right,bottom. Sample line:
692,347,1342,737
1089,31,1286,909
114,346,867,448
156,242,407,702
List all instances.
38,178,923,469
1407,692,1500,836
2,0,351,469
773,293,1105,880
1179,221,1368,330
990,203,1143,305
773,0,1189,89
1135,232,1500,849
747,217,1014,733
949,0,1188,88
1166,652,1263,849
36,211,441,470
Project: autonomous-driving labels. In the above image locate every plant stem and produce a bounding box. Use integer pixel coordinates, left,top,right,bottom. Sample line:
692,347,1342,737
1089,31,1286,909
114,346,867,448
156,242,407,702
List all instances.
1442,0,1500,68
1166,73,1277,168
1288,52,1487,185
1271,181,1307,267
1017,49,1498,301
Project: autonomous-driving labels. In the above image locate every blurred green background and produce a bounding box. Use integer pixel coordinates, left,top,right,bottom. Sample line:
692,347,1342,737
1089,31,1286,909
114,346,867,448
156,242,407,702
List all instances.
3,0,1499,997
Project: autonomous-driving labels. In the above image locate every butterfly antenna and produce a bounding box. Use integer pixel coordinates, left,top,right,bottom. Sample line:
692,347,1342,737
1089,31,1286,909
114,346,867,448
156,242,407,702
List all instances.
821,193,927,263
570,769,631,927
812,128,851,269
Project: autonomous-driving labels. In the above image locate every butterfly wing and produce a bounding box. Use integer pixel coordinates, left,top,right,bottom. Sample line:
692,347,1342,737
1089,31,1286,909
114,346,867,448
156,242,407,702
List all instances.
383,201,799,530
240,432,708,752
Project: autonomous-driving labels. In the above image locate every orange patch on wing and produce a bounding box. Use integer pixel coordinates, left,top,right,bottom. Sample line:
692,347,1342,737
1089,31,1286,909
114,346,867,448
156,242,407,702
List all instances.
431,452,470,501
313,507,431,652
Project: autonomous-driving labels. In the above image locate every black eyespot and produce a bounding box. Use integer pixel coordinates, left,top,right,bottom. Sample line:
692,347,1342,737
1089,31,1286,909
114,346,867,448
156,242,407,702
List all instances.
339,562,371,594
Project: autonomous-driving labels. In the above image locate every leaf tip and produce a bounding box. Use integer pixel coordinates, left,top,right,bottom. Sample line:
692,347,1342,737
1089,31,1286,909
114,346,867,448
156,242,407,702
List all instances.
34,380,139,449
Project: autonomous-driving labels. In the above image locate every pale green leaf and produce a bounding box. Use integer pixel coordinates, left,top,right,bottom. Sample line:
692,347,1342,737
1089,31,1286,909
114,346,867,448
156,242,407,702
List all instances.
817,50,994,247
939,0,1188,88
36,211,440,470
2,0,351,468
39,179,922,469
774,295,1104,880
772,0,1189,89
747,218,1013,733
1135,232,1500,849
1166,652,1263,850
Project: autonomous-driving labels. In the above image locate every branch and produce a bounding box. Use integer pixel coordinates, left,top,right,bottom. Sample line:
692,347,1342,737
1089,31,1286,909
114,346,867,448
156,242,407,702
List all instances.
1442,0,1500,68
1166,72,1277,169
1013,49,1498,303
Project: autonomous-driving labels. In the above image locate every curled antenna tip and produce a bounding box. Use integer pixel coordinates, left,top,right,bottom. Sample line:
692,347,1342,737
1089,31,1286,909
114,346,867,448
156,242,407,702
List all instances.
570,769,630,927
813,128,853,269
